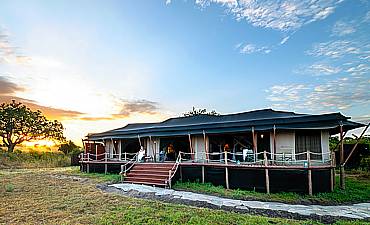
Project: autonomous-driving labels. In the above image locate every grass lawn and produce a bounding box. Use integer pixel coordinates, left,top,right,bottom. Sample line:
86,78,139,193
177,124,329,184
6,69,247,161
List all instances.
0,167,368,224
0,167,320,225
173,172,370,205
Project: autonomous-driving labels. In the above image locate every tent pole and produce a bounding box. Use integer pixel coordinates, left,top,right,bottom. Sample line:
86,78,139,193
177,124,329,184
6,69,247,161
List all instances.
339,123,345,189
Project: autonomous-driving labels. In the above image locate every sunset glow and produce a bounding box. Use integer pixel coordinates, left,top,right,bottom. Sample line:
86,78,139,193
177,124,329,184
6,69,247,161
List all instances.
1,0,369,145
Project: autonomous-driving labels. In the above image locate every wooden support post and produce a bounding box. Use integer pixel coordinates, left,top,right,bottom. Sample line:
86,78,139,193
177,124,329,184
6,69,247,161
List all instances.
343,123,370,166
307,151,313,196
179,166,183,182
87,153,90,161
124,152,127,161
225,167,229,189
264,151,270,194
104,164,108,175
331,151,335,191
149,136,155,162
203,130,208,161
224,151,228,165
168,170,172,189
252,127,257,162
188,134,194,160
118,140,122,161
339,123,345,189
273,125,276,161
95,142,98,160
201,165,205,183
330,168,334,192
86,163,90,173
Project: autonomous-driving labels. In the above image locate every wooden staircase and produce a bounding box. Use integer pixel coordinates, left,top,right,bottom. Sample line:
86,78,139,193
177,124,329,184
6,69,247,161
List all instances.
123,163,175,187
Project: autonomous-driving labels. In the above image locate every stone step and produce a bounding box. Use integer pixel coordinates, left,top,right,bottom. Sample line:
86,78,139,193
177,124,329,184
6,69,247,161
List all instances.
123,180,167,187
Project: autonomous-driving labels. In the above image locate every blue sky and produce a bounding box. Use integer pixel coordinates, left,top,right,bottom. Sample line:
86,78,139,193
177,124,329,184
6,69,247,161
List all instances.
0,0,369,141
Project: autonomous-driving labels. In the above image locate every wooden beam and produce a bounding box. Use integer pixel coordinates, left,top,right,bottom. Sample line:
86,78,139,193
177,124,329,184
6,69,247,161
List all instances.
264,151,270,194
150,136,155,162
307,151,313,196
273,125,277,160
343,122,370,166
179,166,183,182
252,127,257,153
225,167,229,189
339,123,345,189
203,130,208,161
188,134,194,160
137,134,142,147
202,165,205,183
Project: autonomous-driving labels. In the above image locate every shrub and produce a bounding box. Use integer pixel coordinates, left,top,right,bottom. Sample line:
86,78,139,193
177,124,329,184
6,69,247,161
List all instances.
5,183,14,192
360,156,370,171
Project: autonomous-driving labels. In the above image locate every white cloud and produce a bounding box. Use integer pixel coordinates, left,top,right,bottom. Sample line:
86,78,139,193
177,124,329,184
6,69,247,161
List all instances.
267,76,370,111
196,0,343,31
306,40,364,58
332,21,356,36
295,63,341,76
165,0,171,5
237,43,271,54
280,36,290,45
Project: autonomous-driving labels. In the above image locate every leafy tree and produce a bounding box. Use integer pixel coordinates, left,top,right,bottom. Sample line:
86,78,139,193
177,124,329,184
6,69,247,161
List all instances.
183,107,220,117
0,100,65,152
58,140,81,155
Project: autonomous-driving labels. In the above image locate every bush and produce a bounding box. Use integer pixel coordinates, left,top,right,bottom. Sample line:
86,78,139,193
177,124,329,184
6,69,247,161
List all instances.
5,183,14,192
0,150,71,169
360,156,370,171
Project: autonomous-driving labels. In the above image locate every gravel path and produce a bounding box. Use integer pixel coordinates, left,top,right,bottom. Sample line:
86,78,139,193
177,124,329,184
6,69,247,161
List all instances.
102,183,370,223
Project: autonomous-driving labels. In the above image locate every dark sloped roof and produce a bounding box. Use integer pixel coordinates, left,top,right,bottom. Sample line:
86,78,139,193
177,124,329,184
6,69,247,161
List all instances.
87,109,364,140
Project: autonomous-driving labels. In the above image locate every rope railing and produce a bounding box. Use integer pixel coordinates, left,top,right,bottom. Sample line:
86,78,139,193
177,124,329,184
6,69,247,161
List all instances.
166,153,182,188
120,152,140,178
178,150,332,166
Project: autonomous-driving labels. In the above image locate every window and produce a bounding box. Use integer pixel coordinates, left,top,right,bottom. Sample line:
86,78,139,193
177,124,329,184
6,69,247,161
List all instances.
295,131,322,160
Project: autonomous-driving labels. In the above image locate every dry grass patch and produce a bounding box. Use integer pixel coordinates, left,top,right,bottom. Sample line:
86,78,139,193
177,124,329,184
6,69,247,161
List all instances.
0,168,314,225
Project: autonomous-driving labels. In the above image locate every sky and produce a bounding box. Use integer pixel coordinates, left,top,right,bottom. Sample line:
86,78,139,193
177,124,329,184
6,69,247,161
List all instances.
0,0,369,144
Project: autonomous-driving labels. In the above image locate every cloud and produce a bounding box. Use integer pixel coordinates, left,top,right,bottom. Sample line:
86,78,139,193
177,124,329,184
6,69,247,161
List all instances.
331,21,356,36
0,28,31,65
0,76,84,120
306,40,365,58
280,36,290,45
0,76,24,95
196,0,343,31
165,0,171,5
0,95,85,120
295,63,341,76
114,99,160,117
237,43,271,54
266,76,370,111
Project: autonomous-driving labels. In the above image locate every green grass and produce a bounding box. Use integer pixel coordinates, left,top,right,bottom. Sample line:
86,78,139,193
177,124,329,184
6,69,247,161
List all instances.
4,183,14,192
0,150,71,169
174,173,370,205
0,167,321,225
65,167,122,183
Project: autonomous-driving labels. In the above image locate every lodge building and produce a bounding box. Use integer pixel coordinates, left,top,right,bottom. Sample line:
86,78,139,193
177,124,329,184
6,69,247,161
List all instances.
80,109,363,194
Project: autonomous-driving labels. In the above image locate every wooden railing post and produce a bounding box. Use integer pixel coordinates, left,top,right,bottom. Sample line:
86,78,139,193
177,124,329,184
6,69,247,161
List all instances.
104,153,108,174
264,151,270,194
168,170,172,188
331,151,335,191
307,151,312,196
124,152,127,161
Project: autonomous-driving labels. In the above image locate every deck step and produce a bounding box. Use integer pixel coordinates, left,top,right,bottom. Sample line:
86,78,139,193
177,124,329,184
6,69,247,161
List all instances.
125,177,167,183
123,163,176,187
127,173,168,178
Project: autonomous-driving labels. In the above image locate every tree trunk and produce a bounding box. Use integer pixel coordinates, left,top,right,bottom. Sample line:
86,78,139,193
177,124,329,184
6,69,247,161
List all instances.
7,144,16,153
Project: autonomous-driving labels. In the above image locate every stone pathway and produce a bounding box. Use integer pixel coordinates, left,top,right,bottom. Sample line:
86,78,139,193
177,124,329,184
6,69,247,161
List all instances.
109,183,370,220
